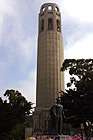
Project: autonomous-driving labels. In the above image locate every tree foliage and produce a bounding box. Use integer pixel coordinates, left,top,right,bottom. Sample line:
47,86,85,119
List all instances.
0,89,33,140
60,59,93,135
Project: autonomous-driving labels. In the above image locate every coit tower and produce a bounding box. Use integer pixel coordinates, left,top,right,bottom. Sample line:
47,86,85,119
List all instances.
36,3,64,109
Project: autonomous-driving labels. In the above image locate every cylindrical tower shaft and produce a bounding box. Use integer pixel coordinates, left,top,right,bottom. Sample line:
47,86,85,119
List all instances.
36,3,64,109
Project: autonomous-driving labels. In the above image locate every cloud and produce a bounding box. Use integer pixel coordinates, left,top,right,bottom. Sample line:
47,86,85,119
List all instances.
0,69,36,105
60,0,93,60
64,34,93,59
0,0,15,38
0,0,37,103
19,37,37,63
0,0,17,30
18,70,36,104
62,0,93,23
0,0,37,77
0,0,13,12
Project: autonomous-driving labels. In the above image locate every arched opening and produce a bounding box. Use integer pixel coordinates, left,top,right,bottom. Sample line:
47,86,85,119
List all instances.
55,7,59,12
57,19,61,32
41,19,44,31
42,7,45,12
48,6,52,10
48,18,53,30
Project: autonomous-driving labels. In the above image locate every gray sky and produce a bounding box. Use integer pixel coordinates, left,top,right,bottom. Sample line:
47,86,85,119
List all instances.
0,0,93,105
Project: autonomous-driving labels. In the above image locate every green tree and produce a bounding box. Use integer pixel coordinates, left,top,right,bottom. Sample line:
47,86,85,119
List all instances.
8,123,25,140
60,59,93,136
0,89,33,140
4,89,33,120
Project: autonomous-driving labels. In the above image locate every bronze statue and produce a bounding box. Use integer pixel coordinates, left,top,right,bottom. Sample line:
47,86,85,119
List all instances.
49,98,65,135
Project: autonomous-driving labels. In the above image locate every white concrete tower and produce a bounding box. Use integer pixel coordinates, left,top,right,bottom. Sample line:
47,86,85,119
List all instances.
33,3,64,130
36,3,64,109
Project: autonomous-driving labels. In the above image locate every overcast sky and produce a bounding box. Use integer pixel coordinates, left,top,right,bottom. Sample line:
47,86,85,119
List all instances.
0,0,93,105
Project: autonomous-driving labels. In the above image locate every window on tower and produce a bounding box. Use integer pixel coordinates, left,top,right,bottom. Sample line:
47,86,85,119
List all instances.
57,19,61,32
48,6,52,10
41,19,44,31
55,7,59,12
42,7,45,12
48,18,53,30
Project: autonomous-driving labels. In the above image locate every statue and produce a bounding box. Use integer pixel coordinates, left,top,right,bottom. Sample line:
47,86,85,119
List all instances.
49,98,65,135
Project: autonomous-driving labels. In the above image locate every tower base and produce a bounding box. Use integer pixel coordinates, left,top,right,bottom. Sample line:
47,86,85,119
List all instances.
33,107,50,132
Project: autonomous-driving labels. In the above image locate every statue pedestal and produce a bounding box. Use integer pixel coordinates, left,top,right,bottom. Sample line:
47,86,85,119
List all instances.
47,135,71,140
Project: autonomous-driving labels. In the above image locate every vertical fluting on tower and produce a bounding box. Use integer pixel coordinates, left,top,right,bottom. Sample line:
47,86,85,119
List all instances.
36,3,64,109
